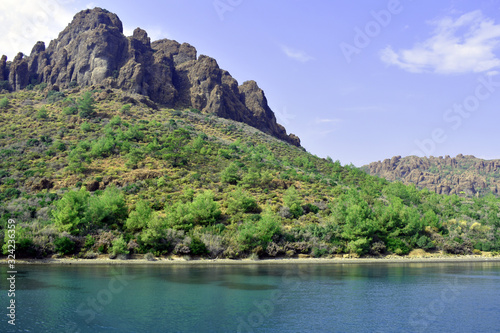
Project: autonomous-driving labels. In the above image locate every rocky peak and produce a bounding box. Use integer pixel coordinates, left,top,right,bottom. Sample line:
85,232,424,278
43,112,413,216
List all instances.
60,7,123,36
131,28,151,48
1,7,300,146
0,55,7,82
362,155,500,196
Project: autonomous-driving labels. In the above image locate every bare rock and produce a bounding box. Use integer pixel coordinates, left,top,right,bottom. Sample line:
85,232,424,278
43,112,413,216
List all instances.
362,154,500,197
1,7,301,147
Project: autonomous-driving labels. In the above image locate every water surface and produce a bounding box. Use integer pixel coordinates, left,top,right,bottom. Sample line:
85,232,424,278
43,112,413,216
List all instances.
1,262,499,332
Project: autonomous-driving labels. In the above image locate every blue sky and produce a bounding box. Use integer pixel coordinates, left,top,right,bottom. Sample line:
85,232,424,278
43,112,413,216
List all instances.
2,0,500,166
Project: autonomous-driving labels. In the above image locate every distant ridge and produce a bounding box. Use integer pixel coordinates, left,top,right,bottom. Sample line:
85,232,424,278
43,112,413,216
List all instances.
0,7,300,146
362,154,500,196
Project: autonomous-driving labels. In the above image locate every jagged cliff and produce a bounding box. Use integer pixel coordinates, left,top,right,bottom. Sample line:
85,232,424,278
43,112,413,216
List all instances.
0,8,300,146
362,154,500,196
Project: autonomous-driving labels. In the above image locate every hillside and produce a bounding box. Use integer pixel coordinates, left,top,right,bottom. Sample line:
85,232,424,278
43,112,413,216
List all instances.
0,7,499,260
0,8,300,146
0,87,499,259
362,155,500,197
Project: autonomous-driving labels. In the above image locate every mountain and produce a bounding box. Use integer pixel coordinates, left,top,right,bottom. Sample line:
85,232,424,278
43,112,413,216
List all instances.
1,83,499,258
362,154,500,196
0,9,499,260
0,8,300,147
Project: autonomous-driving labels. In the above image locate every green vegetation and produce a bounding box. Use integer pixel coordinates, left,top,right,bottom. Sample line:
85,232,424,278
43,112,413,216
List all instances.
37,107,48,119
0,87,499,259
77,91,96,118
0,97,9,109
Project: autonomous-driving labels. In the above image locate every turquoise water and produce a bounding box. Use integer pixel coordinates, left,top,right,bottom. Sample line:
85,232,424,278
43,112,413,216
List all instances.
1,262,499,332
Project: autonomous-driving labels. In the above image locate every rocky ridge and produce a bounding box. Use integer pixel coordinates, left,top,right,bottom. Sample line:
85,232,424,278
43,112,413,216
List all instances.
362,154,500,196
0,8,300,146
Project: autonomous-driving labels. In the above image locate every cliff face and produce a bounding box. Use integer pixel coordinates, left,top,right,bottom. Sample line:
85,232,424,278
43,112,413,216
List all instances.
1,8,300,147
362,154,500,196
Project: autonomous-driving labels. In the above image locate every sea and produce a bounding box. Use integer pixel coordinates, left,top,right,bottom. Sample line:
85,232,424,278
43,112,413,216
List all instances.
1,261,499,332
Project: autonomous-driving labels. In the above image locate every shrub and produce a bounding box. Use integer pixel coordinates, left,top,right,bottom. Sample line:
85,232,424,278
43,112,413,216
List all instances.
416,235,435,250
220,163,240,184
226,188,260,214
54,237,75,255
63,106,78,115
86,186,128,228
283,186,302,208
47,90,65,103
110,236,129,255
16,238,37,257
346,238,370,256
188,191,221,226
77,92,95,118
370,241,386,255
289,203,304,219
84,235,95,249
36,83,48,91
237,209,282,252
386,238,411,255
157,176,167,188
0,81,11,91
121,104,131,114
110,115,122,127
90,136,115,157
126,200,152,232
52,186,127,235
312,247,328,258
145,252,156,261
81,122,92,132
0,97,9,108
36,107,48,119
303,203,319,214
189,237,208,255
52,188,90,234
125,148,144,169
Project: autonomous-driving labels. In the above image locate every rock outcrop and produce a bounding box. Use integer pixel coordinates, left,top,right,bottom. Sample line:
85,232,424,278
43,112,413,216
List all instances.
1,8,300,146
362,155,500,196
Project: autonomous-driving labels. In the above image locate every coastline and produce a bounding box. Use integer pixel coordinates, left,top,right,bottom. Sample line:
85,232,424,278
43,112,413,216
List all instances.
3,254,500,266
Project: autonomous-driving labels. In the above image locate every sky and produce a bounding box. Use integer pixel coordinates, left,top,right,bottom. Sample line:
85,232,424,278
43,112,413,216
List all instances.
1,0,500,166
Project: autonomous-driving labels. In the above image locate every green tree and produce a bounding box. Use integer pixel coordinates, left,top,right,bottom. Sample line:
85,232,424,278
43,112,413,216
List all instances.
54,237,76,255
162,128,191,167
125,147,144,169
52,188,90,235
77,92,95,118
86,186,128,228
227,188,260,214
346,238,371,255
0,97,9,108
110,236,129,255
240,168,260,188
283,186,301,207
283,186,303,218
67,141,91,173
52,187,127,235
120,104,131,114
126,200,153,232
237,208,282,251
189,190,221,226
220,162,241,184
81,122,92,132
37,107,48,119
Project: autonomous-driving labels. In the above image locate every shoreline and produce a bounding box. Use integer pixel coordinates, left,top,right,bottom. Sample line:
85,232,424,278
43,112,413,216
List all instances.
3,255,500,266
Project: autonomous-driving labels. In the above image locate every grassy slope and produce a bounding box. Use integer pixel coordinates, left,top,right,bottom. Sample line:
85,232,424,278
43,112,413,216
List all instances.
0,87,499,259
